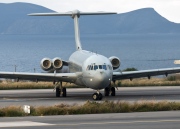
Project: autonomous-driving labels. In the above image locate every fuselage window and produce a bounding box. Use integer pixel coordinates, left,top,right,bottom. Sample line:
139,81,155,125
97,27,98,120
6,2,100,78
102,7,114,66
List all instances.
94,65,98,70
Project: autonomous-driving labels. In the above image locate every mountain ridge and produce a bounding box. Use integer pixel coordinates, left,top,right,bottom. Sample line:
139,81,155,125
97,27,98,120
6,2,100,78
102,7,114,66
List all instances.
0,2,180,35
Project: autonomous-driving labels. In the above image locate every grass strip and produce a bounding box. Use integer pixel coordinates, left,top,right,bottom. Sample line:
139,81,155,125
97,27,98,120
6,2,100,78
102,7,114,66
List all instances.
117,78,180,87
1,75,180,90
1,101,180,117
0,81,79,90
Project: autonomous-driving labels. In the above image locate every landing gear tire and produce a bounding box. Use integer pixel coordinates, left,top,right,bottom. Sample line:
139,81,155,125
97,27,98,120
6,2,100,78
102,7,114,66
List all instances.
56,87,60,97
62,88,67,97
111,87,115,96
92,93,103,100
98,93,103,100
104,87,110,96
92,93,98,100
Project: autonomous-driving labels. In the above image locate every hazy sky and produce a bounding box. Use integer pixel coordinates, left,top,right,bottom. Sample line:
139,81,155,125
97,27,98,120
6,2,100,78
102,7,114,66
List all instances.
1,0,180,23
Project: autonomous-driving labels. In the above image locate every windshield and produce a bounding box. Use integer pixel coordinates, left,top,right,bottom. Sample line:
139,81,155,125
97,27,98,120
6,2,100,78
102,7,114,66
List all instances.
86,64,110,71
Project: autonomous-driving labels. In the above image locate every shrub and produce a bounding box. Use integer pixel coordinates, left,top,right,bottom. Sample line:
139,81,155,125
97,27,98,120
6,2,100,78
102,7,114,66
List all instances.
167,76,176,81
1,101,180,117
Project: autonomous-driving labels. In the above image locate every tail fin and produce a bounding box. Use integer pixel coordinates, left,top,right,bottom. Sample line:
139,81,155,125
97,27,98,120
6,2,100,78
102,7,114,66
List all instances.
29,10,117,51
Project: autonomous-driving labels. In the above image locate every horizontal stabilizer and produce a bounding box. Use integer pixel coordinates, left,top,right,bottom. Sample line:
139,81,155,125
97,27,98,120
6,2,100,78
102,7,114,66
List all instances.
28,10,117,17
28,10,117,51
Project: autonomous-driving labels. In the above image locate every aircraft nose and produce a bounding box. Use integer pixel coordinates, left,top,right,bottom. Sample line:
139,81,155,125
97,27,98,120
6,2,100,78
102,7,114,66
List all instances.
98,70,106,80
93,70,111,89
83,70,112,90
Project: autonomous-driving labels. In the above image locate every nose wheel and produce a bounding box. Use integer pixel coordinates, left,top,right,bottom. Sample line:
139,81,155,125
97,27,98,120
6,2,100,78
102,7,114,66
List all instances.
92,92,103,100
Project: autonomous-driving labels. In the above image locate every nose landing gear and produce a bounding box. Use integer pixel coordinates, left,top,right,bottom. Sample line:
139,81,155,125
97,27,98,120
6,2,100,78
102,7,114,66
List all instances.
92,91,103,100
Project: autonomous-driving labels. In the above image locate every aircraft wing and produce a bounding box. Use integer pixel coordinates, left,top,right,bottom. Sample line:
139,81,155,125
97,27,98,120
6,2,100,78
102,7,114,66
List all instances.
0,72,80,83
113,67,180,80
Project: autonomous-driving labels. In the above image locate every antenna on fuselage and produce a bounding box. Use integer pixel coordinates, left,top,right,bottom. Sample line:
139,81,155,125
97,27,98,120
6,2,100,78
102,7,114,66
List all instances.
28,10,117,51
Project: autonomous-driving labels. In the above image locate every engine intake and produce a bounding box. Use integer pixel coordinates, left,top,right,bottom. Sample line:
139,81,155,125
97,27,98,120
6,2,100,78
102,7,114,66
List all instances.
40,58,52,71
109,56,121,70
52,57,63,70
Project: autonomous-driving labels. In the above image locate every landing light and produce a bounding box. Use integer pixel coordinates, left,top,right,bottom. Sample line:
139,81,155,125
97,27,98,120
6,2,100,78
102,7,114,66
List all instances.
90,79,93,81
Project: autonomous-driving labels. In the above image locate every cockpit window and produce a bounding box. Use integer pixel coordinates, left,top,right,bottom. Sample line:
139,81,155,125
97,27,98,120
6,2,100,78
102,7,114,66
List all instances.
103,65,107,70
91,65,94,70
87,66,90,70
99,65,102,69
86,65,90,70
87,64,110,71
94,65,98,70
108,65,112,70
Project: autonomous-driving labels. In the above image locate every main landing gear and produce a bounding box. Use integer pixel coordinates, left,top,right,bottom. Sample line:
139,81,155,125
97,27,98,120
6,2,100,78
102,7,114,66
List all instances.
55,82,67,97
104,87,116,96
92,91,103,100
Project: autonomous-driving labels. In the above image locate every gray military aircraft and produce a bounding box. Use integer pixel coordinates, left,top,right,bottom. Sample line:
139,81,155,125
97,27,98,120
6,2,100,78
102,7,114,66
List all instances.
1,10,180,100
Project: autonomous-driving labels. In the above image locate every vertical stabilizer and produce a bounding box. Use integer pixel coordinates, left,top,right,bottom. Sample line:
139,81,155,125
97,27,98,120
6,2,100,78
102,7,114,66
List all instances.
71,10,82,50
28,10,116,51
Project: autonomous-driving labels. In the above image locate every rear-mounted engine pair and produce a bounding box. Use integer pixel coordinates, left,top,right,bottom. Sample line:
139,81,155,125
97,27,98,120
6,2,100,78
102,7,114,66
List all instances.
41,57,63,71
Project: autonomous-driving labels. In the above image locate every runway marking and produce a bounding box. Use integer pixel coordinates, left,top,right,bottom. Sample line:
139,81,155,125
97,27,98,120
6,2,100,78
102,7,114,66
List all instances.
1,119,180,127
0,121,54,128
55,119,180,126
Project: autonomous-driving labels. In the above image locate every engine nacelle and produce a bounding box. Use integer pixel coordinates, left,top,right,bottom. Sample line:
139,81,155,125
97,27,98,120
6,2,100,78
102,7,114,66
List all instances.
52,57,63,70
40,58,52,71
109,56,121,70
40,57,64,71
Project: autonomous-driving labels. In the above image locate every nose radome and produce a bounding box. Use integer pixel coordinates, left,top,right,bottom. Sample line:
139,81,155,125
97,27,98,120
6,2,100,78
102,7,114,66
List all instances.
95,71,110,88
84,70,111,90
97,72,105,82
99,70,104,74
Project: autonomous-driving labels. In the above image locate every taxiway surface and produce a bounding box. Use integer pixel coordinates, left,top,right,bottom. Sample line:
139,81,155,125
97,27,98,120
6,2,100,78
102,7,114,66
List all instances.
0,111,180,129
0,86,180,107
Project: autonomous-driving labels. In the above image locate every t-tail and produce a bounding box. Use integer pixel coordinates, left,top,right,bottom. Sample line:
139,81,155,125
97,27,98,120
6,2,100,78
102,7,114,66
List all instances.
28,10,117,51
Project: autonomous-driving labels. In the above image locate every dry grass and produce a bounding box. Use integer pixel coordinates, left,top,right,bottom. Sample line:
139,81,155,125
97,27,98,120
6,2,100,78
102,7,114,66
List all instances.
1,101,180,117
0,80,79,90
1,74,180,90
0,106,25,117
116,74,180,87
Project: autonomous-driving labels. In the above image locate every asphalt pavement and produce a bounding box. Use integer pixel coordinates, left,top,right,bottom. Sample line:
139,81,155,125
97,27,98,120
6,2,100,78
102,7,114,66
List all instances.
1,111,180,129
0,86,180,107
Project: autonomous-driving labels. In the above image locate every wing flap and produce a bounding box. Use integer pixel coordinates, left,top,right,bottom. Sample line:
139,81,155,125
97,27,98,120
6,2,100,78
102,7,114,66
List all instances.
113,67,180,80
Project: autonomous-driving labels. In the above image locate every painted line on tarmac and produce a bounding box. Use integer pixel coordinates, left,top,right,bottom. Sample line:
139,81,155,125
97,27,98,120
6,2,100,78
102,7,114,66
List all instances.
0,121,54,128
1,119,180,127
55,119,180,126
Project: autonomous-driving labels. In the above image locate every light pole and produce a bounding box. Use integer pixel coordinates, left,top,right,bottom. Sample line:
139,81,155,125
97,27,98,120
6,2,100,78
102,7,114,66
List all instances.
14,65,17,72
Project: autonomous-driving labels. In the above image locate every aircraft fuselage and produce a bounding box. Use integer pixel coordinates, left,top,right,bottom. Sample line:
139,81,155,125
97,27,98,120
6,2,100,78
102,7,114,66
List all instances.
69,50,113,89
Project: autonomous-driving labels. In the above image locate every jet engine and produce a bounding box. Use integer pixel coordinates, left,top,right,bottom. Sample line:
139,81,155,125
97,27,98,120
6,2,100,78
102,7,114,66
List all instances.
40,58,52,71
52,57,63,70
109,56,121,70
40,57,64,71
